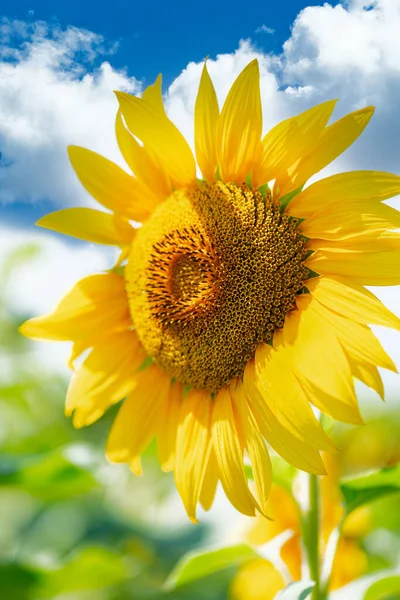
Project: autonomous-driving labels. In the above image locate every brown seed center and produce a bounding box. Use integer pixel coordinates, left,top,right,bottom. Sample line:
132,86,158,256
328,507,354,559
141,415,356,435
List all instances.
125,182,309,392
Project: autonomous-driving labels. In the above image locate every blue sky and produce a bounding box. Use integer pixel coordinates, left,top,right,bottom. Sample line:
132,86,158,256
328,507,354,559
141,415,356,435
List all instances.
1,0,400,235
2,0,335,86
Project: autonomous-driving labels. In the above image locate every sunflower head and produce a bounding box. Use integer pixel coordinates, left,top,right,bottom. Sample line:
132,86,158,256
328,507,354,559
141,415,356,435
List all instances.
127,181,309,392
20,58,400,522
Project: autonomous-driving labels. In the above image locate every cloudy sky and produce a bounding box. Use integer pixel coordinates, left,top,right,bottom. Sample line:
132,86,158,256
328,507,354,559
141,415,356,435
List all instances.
1,0,400,383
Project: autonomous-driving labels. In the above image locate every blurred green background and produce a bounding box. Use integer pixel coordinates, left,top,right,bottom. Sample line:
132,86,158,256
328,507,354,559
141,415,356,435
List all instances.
1,239,400,600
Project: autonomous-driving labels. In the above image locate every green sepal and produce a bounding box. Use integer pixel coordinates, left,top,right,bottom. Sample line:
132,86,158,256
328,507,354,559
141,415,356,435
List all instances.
245,172,253,189
279,185,304,213
306,269,320,279
258,183,270,198
138,355,153,371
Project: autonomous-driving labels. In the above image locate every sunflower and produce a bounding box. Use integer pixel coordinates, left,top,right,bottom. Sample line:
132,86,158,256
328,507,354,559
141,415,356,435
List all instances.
20,59,400,522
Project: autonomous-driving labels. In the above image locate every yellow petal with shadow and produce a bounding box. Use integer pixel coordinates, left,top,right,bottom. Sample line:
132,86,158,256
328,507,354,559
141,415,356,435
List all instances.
20,273,130,342
217,59,262,183
307,276,400,330
195,63,219,181
300,199,400,240
301,294,397,373
68,145,157,221
241,372,326,475
280,106,375,196
212,387,260,516
232,382,272,515
37,208,134,246
306,248,400,286
289,170,400,219
175,389,212,523
106,364,171,467
199,448,219,512
66,331,146,427
116,91,196,189
157,381,183,472
255,99,336,189
254,344,334,452
115,109,171,201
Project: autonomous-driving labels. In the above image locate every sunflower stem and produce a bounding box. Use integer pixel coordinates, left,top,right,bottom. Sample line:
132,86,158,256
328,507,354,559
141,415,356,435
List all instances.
305,473,321,599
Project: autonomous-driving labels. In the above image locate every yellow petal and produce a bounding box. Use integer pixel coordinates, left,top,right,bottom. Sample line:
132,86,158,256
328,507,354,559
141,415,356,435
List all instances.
116,91,196,189
242,365,327,474
66,331,146,427
300,199,400,240
37,208,134,246
175,389,212,523
307,276,400,330
157,381,183,472
212,387,259,516
255,100,337,188
230,558,286,600
106,365,171,465
294,374,363,425
195,63,220,181
330,538,368,591
232,383,272,514
199,448,219,512
280,106,375,196
348,357,384,399
141,74,165,114
307,230,400,253
306,248,400,286
217,59,262,183
68,145,156,221
115,109,171,201
278,302,356,405
254,344,334,452
68,339,89,371
304,295,397,373
20,273,130,342
289,170,400,219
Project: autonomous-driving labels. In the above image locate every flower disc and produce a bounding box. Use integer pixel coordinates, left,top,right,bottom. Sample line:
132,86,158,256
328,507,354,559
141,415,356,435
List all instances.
126,182,308,392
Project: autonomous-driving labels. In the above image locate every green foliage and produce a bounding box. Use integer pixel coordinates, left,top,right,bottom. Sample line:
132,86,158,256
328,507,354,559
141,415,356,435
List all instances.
364,575,400,600
38,546,130,597
0,449,98,501
341,464,400,514
164,544,260,590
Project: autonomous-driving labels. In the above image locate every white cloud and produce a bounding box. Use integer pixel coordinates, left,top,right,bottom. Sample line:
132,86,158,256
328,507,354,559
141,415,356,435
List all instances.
3,2,400,209
281,0,400,173
255,24,275,35
0,19,139,207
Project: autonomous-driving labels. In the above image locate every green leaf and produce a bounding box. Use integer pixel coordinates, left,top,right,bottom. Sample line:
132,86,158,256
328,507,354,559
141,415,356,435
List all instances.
341,464,400,514
164,543,260,590
275,581,315,599
0,563,42,600
0,449,98,501
364,575,400,600
39,546,129,597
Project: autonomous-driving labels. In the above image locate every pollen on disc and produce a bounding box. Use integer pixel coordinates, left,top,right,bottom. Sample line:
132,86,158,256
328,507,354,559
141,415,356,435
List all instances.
125,182,308,393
